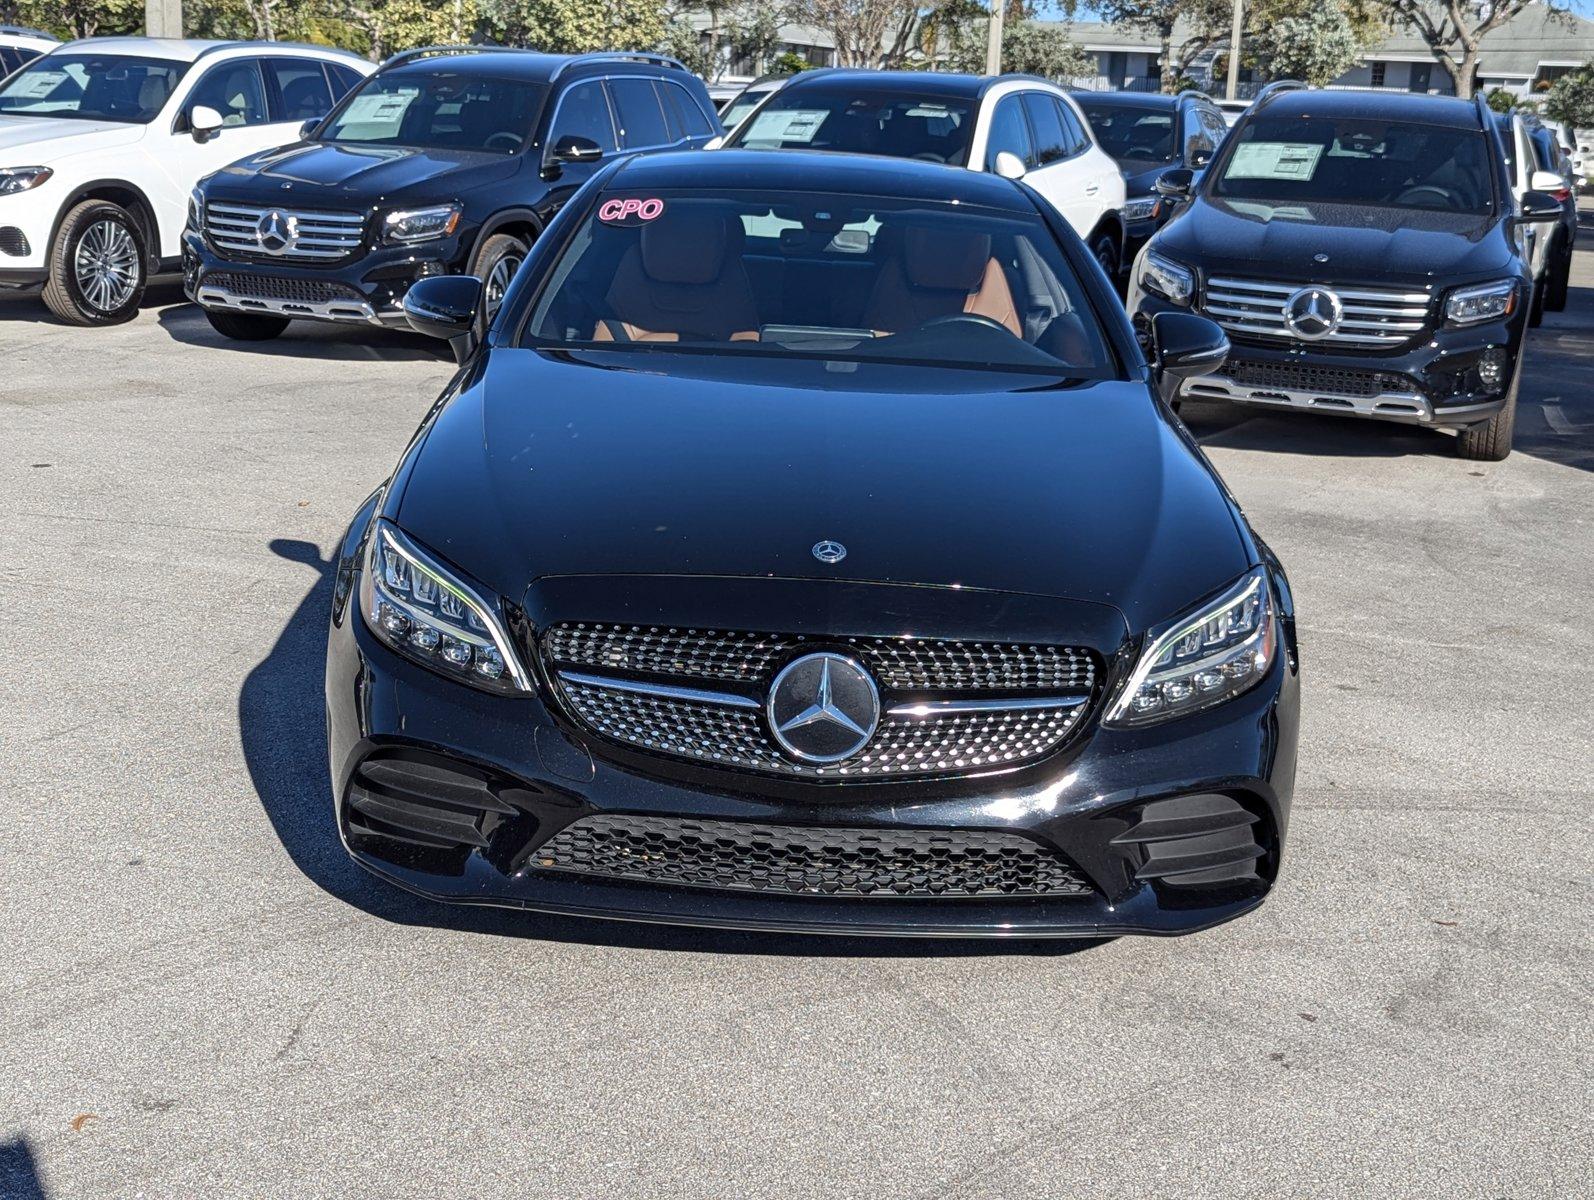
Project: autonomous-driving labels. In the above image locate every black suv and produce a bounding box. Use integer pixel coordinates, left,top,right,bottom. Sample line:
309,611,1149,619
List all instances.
183,47,720,341
1074,88,1229,264
1129,84,1562,461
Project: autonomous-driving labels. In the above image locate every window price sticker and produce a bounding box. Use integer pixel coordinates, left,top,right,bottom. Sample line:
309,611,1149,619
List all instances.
8,70,67,99
1225,141,1324,181
745,109,828,144
341,89,418,126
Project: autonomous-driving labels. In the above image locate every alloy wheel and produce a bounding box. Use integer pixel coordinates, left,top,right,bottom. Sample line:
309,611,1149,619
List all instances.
73,219,140,313
484,253,524,320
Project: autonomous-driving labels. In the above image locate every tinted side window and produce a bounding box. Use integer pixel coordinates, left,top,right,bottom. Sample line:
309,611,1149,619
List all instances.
0,49,17,77
609,76,670,148
1022,93,1068,165
660,79,716,137
187,59,269,127
328,64,363,97
984,95,1034,170
551,80,616,152
267,58,334,122
1056,99,1090,155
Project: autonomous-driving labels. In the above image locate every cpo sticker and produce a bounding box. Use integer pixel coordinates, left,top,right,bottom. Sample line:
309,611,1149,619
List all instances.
598,197,665,224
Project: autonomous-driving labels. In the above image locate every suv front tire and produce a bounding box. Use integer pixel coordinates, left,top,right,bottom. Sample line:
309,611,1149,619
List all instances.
42,199,147,326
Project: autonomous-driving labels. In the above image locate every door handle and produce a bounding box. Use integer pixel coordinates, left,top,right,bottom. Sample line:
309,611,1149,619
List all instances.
1084,184,1099,195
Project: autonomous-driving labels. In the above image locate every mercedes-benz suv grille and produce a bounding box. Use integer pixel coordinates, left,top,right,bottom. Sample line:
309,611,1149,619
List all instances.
542,623,1099,780
1203,276,1433,347
203,202,366,261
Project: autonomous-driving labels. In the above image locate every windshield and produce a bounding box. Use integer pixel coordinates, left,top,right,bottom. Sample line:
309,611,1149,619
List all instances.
729,88,974,166
318,69,546,154
721,87,776,130
0,53,187,123
1213,115,1495,214
1075,100,1176,163
520,189,1112,378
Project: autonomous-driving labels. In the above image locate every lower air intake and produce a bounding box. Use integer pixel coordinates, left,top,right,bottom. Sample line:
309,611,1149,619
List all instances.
530,815,1093,898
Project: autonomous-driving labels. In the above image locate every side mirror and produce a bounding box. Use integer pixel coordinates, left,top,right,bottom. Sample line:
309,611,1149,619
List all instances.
993,150,1027,180
1529,168,1567,194
299,117,320,141
1150,311,1228,404
550,134,603,164
1155,167,1195,200
189,105,224,142
1517,190,1563,223
404,275,482,361
703,134,725,150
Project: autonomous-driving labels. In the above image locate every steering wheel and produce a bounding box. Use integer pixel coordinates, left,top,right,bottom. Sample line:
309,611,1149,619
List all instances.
485,132,522,153
1394,184,1461,210
912,151,947,163
917,312,1013,336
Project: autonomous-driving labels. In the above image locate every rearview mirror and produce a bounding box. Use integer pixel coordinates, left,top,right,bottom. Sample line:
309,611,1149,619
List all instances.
404,275,482,362
992,151,1027,181
189,105,224,142
1150,311,1229,404
1517,190,1563,223
1155,168,1195,200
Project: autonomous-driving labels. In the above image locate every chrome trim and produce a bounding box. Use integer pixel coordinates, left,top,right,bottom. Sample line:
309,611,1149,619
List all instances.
204,201,365,261
195,283,388,325
557,670,761,709
888,696,1090,717
1203,275,1433,347
1182,374,1436,423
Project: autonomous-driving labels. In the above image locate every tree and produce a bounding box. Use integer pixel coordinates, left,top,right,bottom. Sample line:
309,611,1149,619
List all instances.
479,0,668,54
1092,0,1233,93
1545,63,1594,129
1484,85,1519,113
1253,4,1365,87
11,0,142,38
1376,0,1573,101
789,0,921,68
1000,21,1092,79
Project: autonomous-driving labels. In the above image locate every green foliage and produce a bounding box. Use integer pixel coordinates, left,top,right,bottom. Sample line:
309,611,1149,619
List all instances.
657,18,716,76
1485,86,1520,114
1545,63,1594,130
8,0,143,39
1001,21,1091,80
1252,3,1365,88
770,49,810,73
477,0,667,54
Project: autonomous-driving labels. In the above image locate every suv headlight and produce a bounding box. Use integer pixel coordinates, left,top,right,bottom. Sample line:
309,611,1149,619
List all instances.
0,166,53,196
1104,568,1277,728
1445,279,1517,326
187,186,203,231
1138,249,1194,306
359,520,531,694
1123,196,1160,222
382,203,462,244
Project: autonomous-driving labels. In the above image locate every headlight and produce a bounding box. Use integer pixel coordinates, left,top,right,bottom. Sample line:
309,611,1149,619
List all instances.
187,186,203,231
1138,249,1194,306
1123,196,1160,222
359,519,531,694
1103,568,1277,728
0,166,53,196
1445,279,1517,326
382,203,462,244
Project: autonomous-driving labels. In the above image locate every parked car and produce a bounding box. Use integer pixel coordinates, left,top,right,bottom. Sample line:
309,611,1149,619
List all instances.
1130,84,1559,461
187,47,719,341
1521,112,1576,314
720,69,1129,277
1215,98,1250,127
0,37,369,325
327,147,1298,938
718,73,787,130
0,24,56,77
1074,88,1229,267
1495,110,1565,325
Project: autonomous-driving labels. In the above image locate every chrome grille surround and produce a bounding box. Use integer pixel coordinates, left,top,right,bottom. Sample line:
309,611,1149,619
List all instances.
1202,276,1433,347
543,623,1096,693
543,623,1098,780
204,201,366,261
530,815,1094,898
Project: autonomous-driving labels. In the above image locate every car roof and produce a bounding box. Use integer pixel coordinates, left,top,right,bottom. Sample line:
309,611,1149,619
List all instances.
1073,91,1180,109
779,69,996,99
609,148,1038,213
1255,87,1484,130
378,48,691,84
53,36,363,63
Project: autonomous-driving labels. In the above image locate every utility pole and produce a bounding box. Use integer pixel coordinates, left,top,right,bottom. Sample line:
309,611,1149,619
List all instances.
1225,0,1243,100
146,0,183,39
985,0,1005,77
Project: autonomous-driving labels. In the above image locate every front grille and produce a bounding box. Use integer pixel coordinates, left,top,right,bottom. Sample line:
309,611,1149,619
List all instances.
0,226,29,257
204,201,365,261
558,675,1085,778
201,271,364,305
544,624,1096,693
1227,358,1420,400
531,815,1094,898
1203,276,1432,347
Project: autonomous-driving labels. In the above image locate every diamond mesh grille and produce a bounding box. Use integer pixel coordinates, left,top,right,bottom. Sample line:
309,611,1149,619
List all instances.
202,271,365,305
557,678,1084,778
1227,358,1419,400
531,815,1094,898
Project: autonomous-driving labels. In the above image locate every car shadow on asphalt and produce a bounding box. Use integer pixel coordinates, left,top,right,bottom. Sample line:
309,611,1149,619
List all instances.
240,538,1107,959
0,1136,47,1200
154,291,450,364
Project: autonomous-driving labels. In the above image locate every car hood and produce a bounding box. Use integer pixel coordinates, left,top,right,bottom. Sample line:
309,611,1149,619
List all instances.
1163,196,1514,282
209,140,517,204
0,114,142,159
392,350,1252,633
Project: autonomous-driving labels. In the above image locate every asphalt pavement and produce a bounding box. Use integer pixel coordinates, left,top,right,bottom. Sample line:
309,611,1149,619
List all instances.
1,231,1590,1197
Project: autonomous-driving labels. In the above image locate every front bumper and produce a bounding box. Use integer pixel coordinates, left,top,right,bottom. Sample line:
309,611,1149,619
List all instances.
1130,286,1527,431
182,228,466,327
325,565,1300,940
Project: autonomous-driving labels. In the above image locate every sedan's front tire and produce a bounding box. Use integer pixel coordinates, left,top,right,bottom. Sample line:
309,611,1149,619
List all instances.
42,200,147,326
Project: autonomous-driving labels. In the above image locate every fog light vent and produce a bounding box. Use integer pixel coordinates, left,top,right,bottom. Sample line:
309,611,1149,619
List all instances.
1112,793,1266,886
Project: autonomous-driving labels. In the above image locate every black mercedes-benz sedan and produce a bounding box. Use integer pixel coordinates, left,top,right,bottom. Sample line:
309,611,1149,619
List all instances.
325,149,1300,938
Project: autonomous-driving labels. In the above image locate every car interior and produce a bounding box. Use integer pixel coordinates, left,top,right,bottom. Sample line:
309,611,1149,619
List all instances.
737,93,974,166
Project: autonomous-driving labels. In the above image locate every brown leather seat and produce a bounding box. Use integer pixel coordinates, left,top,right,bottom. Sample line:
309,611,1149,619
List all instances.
862,227,1021,337
594,211,760,343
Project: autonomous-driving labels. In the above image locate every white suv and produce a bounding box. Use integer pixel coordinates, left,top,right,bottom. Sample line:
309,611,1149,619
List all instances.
0,37,370,325
0,25,58,76
720,70,1129,276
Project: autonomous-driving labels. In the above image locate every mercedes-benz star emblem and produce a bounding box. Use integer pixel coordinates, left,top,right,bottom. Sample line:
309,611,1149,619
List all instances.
254,209,297,256
766,652,880,763
812,540,847,564
1283,286,1343,340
